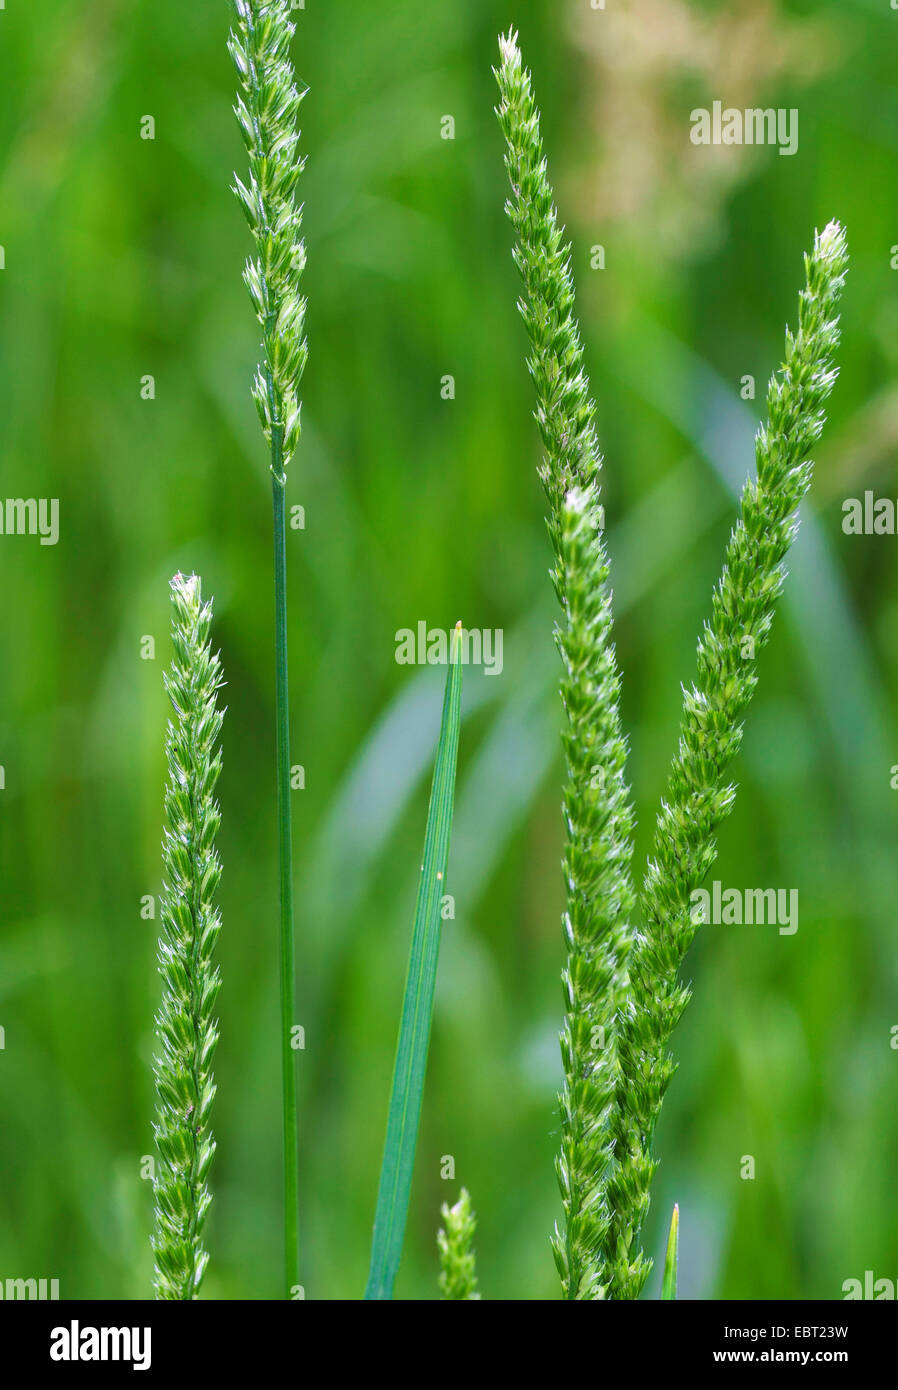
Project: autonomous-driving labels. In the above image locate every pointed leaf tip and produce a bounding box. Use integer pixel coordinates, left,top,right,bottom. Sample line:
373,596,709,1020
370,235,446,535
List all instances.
661,1203,679,1300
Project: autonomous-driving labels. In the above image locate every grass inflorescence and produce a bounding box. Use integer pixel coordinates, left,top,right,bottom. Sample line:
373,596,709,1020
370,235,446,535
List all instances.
608,221,848,1298
495,29,636,1301
496,28,848,1301
152,573,225,1301
438,1189,480,1300
230,0,308,486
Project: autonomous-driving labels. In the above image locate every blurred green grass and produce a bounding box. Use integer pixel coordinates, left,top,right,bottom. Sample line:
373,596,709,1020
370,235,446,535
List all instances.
1,0,898,1299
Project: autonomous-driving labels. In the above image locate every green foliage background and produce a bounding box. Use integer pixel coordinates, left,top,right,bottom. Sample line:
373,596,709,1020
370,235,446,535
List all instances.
1,0,897,1299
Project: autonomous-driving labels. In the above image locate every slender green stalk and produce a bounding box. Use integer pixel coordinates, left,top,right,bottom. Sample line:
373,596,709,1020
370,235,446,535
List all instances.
365,626,464,1300
438,1188,481,1300
229,0,307,1297
152,573,224,1300
607,222,848,1299
272,479,298,1295
495,30,636,1301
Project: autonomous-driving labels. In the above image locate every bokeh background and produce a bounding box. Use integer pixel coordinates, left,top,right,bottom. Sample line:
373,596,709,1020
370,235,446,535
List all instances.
1,0,897,1300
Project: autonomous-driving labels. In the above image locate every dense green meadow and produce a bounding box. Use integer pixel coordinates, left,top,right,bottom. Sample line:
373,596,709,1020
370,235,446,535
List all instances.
2,0,898,1299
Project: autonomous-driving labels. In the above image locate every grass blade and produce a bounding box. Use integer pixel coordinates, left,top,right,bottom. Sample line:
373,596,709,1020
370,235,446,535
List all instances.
661,1204,679,1301
365,623,464,1300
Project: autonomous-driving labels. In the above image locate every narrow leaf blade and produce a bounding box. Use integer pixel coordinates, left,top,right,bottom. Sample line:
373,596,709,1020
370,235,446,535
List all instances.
661,1203,679,1300
364,625,464,1300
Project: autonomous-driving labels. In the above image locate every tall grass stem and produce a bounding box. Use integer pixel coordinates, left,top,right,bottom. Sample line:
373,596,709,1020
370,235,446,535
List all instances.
229,0,308,1296
272,478,299,1296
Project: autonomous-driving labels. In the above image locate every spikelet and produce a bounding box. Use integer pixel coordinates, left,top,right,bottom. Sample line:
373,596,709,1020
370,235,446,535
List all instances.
437,1189,481,1301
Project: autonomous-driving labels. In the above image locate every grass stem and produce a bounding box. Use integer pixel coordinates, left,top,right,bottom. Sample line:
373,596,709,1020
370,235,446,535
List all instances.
272,476,299,1297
